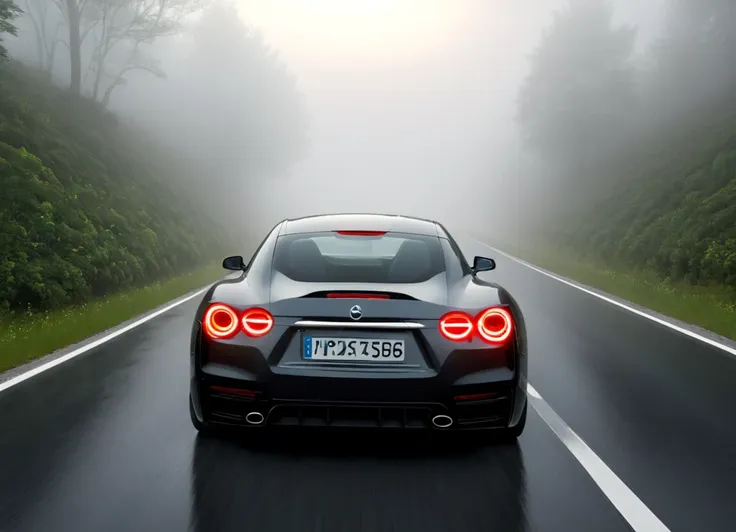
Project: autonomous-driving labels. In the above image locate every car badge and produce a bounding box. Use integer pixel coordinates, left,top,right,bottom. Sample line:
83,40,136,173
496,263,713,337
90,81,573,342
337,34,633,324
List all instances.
349,305,363,321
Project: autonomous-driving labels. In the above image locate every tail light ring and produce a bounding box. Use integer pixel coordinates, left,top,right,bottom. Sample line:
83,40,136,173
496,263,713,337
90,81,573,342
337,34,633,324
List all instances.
203,303,240,340
241,307,274,338
476,307,514,344
438,306,514,344
439,311,475,342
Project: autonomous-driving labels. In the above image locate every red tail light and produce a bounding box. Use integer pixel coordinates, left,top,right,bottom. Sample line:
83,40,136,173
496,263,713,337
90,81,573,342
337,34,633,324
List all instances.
202,304,274,339
438,306,514,344
335,230,387,236
203,303,240,340
476,307,514,344
241,307,274,337
439,311,474,341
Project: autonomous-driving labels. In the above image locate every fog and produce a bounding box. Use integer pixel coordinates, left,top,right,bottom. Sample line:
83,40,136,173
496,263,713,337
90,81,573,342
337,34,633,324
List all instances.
244,0,657,231
238,0,665,233
7,0,717,245
249,0,665,228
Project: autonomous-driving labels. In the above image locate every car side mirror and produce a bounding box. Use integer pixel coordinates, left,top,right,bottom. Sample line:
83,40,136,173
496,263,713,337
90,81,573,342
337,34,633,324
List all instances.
472,256,496,273
222,255,246,271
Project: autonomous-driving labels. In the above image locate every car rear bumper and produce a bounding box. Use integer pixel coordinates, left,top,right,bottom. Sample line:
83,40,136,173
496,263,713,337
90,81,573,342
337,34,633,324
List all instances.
190,366,527,432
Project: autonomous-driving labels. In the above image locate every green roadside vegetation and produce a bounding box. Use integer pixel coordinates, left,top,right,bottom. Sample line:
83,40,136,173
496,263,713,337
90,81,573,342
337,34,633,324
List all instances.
0,263,225,373
510,114,736,342
0,0,304,374
0,62,229,373
511,0,736,342
497,241,736,342
509,117,736,341
0,62,228,314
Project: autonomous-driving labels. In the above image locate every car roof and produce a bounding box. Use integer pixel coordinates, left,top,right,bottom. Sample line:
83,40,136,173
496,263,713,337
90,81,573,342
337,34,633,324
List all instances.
280,213,443,237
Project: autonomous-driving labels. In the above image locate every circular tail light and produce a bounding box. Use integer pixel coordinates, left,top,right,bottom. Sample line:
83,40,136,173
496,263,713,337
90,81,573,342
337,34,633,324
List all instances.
477,307,514,344
203,303,240,340
241,308,274,337
439,311,474,341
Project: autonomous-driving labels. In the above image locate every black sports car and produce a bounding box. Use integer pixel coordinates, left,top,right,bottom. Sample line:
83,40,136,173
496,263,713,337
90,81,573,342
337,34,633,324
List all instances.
189,213,528,439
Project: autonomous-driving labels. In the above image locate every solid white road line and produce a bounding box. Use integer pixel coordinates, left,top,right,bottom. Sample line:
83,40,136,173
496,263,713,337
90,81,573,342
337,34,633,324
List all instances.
470,236,676,529
527,384,671,532
0,287,209,394
473,239,736,359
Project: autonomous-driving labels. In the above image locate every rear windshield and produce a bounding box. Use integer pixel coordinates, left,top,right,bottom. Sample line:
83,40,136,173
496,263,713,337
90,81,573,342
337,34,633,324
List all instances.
272,232,446,283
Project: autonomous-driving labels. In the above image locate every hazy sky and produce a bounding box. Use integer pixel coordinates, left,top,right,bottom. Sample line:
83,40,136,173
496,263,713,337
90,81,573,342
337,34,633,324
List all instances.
230,0,665,229
6,0,666,233
153,0,674,243
237,0,473,67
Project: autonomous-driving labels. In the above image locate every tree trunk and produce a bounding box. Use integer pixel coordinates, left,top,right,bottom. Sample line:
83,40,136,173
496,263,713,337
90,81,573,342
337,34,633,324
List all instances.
101,80,118,107
46,39,59,77
66,0,81,95
25,4,46,70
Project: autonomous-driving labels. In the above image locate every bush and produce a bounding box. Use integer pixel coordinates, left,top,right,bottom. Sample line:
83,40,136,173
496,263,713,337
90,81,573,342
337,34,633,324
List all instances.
0,62,227,313
557,118,736,291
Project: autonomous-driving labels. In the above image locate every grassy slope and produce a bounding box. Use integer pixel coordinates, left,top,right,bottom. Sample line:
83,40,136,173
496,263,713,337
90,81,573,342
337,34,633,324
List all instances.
0,63,236,372
0,263,224,374
494,239,736,342
557,113,736,288
501,108,736,342
0,62,227,314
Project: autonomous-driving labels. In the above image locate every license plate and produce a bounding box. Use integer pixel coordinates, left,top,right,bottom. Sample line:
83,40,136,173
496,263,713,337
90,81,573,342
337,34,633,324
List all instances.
303,336,405,361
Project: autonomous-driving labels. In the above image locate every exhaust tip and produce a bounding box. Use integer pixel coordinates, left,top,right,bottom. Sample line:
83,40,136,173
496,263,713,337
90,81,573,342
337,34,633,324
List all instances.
431,414,453,428
245,411,265,425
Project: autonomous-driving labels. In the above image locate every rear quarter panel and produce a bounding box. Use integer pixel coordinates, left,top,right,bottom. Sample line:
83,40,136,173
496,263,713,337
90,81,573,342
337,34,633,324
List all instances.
454,276,527,357
450,275,529,421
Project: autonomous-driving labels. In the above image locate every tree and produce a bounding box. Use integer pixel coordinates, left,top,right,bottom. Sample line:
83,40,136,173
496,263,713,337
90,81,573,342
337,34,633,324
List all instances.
131,1,308,215
0,0,22,60
167,1,307,177
22,0,63,73
85,0,203,105
516,0,639,171
47,0,100,92
49,0,202,99
649,0,736,120
61,0,83,94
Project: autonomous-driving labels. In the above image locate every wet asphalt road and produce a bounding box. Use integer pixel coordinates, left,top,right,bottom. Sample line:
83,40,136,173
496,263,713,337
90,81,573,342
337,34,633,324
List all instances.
1,238,735,532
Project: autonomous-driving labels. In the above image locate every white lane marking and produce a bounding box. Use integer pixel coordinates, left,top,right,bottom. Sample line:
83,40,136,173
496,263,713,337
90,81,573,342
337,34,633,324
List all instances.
0,287,209,394
473,237,673,528
473,239,736,359
528,384,671,532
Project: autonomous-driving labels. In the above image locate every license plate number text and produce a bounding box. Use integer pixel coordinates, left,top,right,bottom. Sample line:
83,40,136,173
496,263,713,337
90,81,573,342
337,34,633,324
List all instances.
303,337,405,361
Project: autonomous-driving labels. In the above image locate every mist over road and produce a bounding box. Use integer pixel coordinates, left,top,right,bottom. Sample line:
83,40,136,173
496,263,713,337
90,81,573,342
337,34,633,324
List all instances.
1,237,734,532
